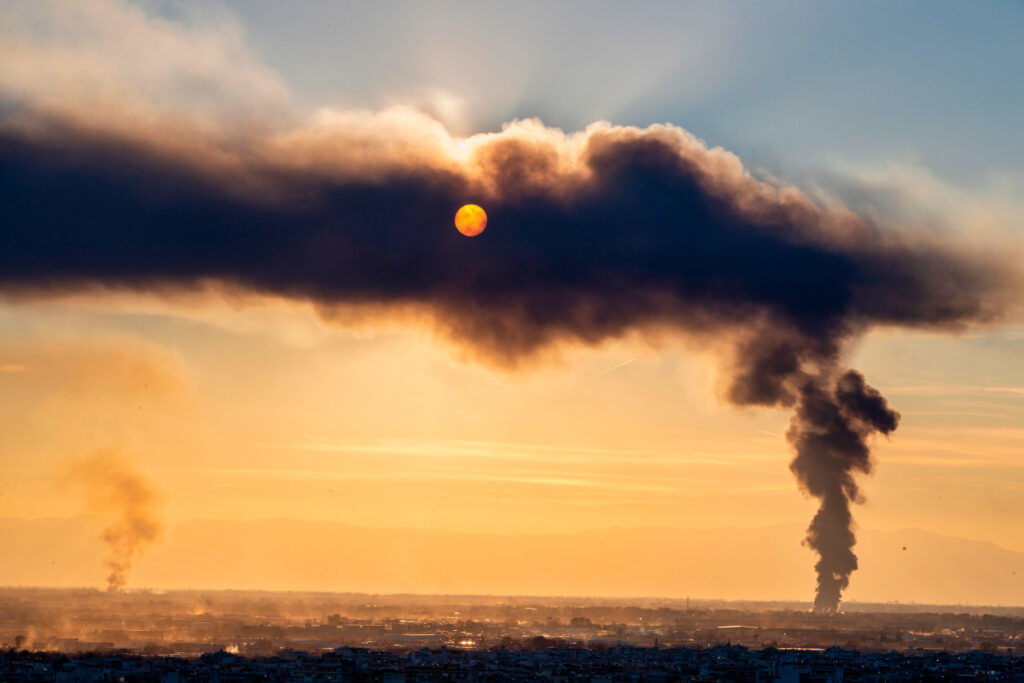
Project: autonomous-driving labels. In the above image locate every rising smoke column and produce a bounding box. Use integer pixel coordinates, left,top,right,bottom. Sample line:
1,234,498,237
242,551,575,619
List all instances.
67,451,163,592
786,371,899,612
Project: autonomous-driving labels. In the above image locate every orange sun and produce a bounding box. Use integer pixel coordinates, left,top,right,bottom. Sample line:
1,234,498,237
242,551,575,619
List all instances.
454,204,487,237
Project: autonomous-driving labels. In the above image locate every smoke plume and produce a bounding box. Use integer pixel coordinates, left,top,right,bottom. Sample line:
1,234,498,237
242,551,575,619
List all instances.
1,0,1017,605
787,371,900,611
66,451,163,592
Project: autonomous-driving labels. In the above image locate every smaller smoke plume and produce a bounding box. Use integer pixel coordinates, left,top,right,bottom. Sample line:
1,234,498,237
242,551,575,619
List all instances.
67,450,163,592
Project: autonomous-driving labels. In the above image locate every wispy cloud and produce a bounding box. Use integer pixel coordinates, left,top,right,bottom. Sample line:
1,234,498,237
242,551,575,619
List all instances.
258,437,766,467
883,384,1024,397
173,466,679,494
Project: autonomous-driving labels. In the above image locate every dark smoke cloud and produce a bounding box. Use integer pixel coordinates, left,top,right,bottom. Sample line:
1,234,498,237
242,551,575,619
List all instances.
788,371,899,611
66,450,163,592
3,110,1014,609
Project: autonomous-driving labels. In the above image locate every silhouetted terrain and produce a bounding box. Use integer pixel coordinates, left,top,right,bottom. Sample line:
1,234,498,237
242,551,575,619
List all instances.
3,645,1024,682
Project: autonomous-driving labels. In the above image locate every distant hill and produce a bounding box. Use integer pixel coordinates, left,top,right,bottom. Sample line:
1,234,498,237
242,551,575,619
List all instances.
1,516,1021,605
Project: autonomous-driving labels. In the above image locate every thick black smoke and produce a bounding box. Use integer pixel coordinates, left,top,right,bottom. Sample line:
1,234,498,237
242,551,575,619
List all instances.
0,114,1009,609
788,371,900,611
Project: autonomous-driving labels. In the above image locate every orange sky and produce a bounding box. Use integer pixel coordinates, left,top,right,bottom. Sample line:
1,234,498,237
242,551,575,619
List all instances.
1,293,1021,568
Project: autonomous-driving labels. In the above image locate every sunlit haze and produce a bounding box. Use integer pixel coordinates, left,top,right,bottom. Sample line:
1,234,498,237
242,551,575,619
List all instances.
0,0,1022,612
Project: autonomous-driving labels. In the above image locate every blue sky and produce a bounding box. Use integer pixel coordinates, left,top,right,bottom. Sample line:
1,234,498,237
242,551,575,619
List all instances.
208,0,1024,184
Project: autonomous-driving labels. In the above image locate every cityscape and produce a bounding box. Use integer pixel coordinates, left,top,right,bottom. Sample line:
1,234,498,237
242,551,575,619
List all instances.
4,643,1023,682
1,589,1022,680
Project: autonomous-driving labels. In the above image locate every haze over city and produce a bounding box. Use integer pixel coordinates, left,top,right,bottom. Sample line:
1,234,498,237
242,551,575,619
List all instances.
1,5,1023,671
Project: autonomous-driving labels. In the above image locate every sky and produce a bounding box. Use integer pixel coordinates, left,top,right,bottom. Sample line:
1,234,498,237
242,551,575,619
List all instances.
0,0,1022,603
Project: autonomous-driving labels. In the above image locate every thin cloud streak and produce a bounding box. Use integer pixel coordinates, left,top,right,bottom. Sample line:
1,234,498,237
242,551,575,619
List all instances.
173,467,679,494
883,384,1024,397
0,364,29,373
576,358,636,384
259,438,774,466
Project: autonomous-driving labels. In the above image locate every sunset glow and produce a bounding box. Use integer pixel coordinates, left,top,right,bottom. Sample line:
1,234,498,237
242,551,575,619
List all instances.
0,0,1021,615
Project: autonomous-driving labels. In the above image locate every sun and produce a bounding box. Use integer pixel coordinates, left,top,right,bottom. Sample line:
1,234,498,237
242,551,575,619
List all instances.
454,204,487,237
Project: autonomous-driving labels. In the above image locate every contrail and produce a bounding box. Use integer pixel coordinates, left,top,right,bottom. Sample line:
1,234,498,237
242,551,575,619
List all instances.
577,359,636,384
